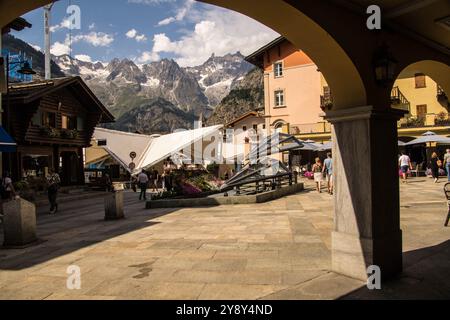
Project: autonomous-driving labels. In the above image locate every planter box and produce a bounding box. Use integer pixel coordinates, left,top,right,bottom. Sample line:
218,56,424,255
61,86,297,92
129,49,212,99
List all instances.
2,198,37,247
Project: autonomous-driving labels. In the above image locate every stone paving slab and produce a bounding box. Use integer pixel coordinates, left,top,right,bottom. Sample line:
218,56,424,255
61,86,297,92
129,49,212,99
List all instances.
0,178,449,299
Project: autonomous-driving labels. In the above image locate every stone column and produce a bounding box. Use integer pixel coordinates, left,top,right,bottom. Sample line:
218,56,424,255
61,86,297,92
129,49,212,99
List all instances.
324,106,405,281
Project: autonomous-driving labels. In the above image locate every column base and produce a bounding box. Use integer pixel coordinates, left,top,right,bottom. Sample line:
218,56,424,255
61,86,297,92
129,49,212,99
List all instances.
332,230,403,281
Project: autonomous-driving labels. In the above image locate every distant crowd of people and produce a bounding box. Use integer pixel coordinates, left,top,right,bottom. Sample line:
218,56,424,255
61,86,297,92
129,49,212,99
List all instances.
133,162,173,201
297,152,333,194
398,149,450,183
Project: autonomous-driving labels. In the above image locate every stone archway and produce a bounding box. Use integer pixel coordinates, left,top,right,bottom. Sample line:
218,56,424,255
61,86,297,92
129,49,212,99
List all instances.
2,0,449,282
398,60,450,96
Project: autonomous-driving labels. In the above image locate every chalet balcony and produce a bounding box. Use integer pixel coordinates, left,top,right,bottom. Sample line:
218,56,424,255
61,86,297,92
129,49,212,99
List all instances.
290,122,331,135
391,86,411,112
437,85,449,110
398,112,450,129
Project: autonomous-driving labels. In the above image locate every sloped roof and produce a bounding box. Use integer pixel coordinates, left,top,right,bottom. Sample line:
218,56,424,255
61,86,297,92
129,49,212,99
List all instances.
225,111,265,127
138,125,223,171
244,36,286,68
92,125,223,174
93,128,154,170
6,76,115,123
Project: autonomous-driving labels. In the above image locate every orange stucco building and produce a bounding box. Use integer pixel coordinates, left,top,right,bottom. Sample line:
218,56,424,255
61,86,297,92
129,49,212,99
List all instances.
246,36,329,138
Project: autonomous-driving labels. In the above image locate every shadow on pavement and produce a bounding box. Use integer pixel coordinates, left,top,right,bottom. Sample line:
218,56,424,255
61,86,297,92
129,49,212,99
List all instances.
339,240,450,299
0,192,180,271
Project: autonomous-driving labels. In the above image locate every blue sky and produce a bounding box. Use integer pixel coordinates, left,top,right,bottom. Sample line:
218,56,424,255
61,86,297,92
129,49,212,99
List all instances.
12,0,278,67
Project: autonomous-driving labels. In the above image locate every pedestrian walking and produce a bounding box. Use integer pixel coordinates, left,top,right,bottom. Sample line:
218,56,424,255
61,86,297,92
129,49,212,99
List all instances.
1,172,16,201
444,149,450,182
429,152,440,183
323,152,333,194
312,157,323,193
46,169,61,214
398,152,413,183
137,169,149,200
151,168,159,192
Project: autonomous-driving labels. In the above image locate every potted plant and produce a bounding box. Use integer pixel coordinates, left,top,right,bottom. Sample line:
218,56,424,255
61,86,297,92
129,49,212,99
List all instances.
60,129,78,139
40,126,59,138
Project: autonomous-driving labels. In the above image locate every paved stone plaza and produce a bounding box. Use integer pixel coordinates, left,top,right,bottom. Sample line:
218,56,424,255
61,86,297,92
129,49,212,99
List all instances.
0,178,449,300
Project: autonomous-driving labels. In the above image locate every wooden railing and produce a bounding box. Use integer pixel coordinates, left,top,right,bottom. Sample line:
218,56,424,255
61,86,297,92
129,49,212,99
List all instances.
391,86,410,112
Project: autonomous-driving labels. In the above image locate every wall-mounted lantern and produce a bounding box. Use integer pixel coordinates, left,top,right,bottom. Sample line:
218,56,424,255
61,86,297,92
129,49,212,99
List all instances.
373,44,398,87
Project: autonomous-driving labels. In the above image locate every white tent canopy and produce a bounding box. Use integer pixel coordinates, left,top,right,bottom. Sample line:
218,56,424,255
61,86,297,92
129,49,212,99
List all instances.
92,125,222,174
92,128,154,171
405,131,450,146
138,125,222,172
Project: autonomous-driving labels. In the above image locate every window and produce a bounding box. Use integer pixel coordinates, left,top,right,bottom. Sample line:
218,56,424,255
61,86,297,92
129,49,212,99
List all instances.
253,124,258,132
42,111,56,128
62,115,78,130
31,110,42,126
243,126,247,131
415,73,426,88
98,139,107,146
274,62,283,77
274,90,285,107
274,122,285,133
416,104,427,118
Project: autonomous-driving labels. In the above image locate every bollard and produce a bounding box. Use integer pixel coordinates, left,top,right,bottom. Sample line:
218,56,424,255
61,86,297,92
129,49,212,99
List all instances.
104,183,125,221
2,198,37,247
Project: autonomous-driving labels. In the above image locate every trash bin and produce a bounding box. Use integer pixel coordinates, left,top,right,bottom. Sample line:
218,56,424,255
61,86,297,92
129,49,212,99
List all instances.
104,183,124,221
2,198,37,247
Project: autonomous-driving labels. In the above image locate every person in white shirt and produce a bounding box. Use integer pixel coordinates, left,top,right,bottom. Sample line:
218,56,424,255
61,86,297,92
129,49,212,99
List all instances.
137,170,149,200
399,152,413,183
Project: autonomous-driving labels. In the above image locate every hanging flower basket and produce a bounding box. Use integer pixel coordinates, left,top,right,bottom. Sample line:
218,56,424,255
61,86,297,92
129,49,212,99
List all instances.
61,129,79,139
40,126,59,138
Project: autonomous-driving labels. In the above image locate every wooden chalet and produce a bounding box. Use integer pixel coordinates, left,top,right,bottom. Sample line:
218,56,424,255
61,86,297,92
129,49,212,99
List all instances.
2,76,114,186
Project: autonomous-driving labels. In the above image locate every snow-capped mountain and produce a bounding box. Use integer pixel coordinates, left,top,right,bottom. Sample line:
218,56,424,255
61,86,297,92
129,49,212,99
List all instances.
53,52,253,112
185,52,253,106
3,35,256,134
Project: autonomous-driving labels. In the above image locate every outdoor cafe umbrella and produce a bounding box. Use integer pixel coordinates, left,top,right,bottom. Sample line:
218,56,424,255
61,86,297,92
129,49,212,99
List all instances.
405,131,450,146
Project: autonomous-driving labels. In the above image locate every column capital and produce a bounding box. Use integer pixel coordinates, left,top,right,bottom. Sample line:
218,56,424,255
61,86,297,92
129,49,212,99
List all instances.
322,105,406,124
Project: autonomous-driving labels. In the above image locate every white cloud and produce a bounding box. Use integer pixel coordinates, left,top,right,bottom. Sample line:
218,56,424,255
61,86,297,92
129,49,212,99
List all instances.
126,29,137,38
135,34,148,42
50,18,72,33
157,0,194,26
137,51,160,64
51,32,114,57
73,32,114,47
75,54,93,63
50,41,71,56
88,23,96,30
126,29,147,42
149,7,279,67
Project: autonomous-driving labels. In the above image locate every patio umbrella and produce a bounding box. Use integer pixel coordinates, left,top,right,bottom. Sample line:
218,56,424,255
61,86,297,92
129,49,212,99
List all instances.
405,131,450,146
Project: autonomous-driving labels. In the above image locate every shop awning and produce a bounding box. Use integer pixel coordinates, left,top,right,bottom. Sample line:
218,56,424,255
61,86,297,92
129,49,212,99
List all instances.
0,126,17,152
